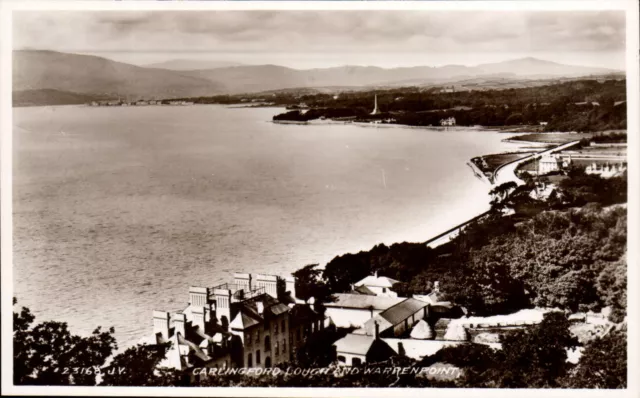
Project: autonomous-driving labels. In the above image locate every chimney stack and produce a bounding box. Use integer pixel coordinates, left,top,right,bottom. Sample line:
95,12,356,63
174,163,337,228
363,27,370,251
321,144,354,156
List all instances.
174,313,186,337
213,288,232,326
233,273,252,292
374,321,380,340
189,286,209,308
285,275,296,300
192,306,206,332
374,270,378,278
257,301,264,315
153,311,170,341
434,281,440,293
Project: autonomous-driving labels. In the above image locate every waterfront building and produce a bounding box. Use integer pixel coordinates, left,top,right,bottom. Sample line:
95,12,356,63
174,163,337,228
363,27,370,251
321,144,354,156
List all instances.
353,271,399,297
333,327,396,366
362,298,430,338
440,117,456,126
142,272,329,373
537,153,573,174
585,162,627,178
323,294,405,329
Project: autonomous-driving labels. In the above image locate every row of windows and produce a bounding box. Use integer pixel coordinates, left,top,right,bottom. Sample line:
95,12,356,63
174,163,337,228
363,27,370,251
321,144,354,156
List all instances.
337,355,362,366
246,340,287,367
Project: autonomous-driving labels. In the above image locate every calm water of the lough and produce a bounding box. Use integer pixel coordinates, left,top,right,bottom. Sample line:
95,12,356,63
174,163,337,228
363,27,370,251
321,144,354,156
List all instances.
13,104,525,348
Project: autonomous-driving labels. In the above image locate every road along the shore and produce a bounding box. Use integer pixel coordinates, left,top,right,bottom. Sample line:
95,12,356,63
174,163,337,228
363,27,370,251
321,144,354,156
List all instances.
425,140,581,248
493,140,581,186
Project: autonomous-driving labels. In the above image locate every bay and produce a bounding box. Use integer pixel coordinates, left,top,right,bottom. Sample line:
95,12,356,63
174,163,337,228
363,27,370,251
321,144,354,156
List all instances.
12,104,524,348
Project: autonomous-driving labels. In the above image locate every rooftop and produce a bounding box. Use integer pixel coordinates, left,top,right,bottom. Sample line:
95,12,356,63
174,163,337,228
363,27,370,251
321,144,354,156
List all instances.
324,293,405,311
377,298,428,326
333,333,377,356
354,274,400,289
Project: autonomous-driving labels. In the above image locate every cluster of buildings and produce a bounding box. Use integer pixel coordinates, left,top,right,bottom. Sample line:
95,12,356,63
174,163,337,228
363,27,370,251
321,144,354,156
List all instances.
89,100,194,107
440,117,456,126
585,162,627,178
140,273,324,378
144,268,565,377
141,270,475,376
327,277,472,367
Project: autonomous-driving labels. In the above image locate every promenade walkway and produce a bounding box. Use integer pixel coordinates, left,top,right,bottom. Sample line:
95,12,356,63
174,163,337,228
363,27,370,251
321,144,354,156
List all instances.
493,140,581,186
425,140,581,248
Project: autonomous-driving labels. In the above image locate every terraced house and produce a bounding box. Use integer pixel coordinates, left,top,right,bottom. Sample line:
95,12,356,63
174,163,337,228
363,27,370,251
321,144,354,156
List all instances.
141,272,324,373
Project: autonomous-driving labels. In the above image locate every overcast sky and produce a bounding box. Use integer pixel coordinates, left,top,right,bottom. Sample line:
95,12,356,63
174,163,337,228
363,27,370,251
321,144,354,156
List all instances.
13,10,626,69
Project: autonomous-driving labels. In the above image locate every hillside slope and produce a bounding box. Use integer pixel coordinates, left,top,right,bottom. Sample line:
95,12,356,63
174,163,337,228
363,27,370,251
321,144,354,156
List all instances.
13,50,223,99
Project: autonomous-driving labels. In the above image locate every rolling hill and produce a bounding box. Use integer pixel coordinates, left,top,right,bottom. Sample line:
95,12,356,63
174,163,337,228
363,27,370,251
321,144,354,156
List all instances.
145,59,245,70
184,59,619,94
13,50,223,100
13,50,622,105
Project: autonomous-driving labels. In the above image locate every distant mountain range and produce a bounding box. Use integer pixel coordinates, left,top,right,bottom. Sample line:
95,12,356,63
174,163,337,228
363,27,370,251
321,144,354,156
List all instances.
145,59,245,70
13,50,624,106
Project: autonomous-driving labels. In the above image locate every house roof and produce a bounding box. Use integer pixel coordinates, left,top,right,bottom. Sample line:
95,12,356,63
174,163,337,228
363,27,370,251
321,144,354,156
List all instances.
354,285,377,296
333,334,376,356
229,293,291,331
229,311,260,330
354,275,399,288
324,293,405,311
377,298,428,326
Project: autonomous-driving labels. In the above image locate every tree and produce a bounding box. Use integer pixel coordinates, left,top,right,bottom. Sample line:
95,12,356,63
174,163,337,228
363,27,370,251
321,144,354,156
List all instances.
497,312,578,387
560,327,626,388
489,181,518,209
292,263,330,303
323,253,371,293
100,343,183,386
13,298,117,386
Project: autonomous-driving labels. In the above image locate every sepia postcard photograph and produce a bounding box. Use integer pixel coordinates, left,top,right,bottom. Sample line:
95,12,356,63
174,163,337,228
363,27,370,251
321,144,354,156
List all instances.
1,1,638,397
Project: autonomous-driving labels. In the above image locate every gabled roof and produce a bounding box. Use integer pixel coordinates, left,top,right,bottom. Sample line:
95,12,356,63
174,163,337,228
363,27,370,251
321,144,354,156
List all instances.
377,298,428,326
324,293,405,311
333,334,376,356
364,315,394,335
354,285,376,296
229,311,260,330
354,275,399,288
229,293,291,331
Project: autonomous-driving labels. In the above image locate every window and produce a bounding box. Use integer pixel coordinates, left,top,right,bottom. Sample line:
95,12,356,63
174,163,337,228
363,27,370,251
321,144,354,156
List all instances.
337,355,346,364
283,340,286,353
256,331,260,341
246,333,252,345
275,341,279,355
265,335,271,351
352,357,362,367
383,287,387,293
275,322,278,334
281,319,286,332
256,350,261,364
247,353,253,367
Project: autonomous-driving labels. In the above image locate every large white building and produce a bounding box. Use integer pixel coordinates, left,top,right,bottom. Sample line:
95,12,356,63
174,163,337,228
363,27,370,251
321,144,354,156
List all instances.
538,154,572,174
353,272,399,297
440,117,456,126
